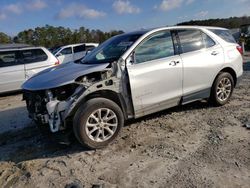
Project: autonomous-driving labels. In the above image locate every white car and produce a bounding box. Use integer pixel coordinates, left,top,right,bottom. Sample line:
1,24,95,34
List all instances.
0,44,59,93
53,43,99,64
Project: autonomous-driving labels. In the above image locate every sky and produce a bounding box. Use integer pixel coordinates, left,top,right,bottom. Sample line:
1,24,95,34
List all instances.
0,0,249,36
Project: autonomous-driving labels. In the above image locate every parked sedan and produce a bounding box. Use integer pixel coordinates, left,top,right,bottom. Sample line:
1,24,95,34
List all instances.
22,26,243,149
0,44,59,93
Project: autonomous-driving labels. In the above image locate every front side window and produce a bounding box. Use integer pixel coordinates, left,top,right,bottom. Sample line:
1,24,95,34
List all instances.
60,47,72,55
134,31,174,64
0,51,20,67
22,49,48,63
177,29,205,53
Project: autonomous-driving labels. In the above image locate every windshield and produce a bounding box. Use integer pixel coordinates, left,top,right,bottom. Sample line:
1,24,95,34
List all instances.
81,33,142,64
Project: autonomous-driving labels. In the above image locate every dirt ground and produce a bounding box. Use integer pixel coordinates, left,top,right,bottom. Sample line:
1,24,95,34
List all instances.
0,63,250,188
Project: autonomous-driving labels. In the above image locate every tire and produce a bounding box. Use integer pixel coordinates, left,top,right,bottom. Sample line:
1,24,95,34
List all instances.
210,72,234,106
73,98,124,149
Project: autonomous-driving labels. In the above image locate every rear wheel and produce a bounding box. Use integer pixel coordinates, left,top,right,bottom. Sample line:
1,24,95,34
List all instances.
73,98,124,149
210,72,234,106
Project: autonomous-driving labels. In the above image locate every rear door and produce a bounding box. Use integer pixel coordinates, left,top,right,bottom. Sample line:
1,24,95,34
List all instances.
126,30,183,117
56,47,73,64
0,50,25,92
73,44,86,61
176,29,224,100
21,49,50,79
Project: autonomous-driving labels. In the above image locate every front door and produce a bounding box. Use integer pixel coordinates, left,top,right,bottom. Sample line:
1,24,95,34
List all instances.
126,30,183,117
57,47,73,64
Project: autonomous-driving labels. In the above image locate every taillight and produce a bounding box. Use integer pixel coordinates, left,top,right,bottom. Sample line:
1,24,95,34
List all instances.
55,60,60,65
236,46,243,55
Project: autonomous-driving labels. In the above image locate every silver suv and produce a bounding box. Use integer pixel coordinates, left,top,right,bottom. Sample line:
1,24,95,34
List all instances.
22,26,243,149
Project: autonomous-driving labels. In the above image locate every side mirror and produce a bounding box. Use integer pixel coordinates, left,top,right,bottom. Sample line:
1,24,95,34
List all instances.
127,51,136,65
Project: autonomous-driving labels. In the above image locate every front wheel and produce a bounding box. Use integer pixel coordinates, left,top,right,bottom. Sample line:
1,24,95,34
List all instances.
210,72,234,106
73,98,124,149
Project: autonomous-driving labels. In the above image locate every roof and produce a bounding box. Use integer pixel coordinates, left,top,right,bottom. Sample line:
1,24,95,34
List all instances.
0,43,32,50
60,43,99,48
122,25,227,37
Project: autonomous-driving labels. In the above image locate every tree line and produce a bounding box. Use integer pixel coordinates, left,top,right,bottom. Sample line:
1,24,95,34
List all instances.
0,16,249,48
177,16,250,29
0,25,123,48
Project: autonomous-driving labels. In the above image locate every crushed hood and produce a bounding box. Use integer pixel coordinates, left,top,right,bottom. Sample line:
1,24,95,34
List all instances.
22,62,109,91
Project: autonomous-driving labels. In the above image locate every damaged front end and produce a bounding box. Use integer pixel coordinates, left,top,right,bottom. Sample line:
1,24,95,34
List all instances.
22,61,132,133
23,84,81,132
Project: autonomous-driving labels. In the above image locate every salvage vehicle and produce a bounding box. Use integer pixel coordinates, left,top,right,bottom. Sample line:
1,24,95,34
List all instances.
22,26,243,149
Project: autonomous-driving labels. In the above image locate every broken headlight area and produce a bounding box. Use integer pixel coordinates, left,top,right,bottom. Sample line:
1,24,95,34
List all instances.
75,69,113,86
23,83,85,133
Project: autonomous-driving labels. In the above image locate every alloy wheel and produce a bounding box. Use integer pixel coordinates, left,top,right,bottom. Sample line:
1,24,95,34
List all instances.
85,108,118,142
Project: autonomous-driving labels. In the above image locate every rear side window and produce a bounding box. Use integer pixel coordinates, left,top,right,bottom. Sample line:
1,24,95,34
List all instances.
22,49,48,64
202,33,216,48
135,31,175,64
177,29,205,53
209,29,236,43
0,51,21,67
73,45,85,53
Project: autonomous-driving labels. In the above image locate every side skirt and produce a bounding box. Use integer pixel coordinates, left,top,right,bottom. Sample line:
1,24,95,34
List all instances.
182,88,211,105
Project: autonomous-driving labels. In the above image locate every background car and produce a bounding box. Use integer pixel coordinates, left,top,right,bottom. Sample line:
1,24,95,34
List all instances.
0,44,59,93
240,24,250,52
53,43,99,64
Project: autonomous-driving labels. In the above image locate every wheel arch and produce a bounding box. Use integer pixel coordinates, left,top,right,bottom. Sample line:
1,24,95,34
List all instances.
67,89,129,121
214,67,237,87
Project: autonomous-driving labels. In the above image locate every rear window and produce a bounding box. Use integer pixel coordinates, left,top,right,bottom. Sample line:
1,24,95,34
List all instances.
0,50,21,67
21,49,48,64
202,32,216,48
209,29,236,43
177,29,205,53
73,45,85,53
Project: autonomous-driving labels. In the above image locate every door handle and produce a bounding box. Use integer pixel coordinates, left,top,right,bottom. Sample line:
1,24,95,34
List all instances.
211,51,219,56
169,61,180,66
